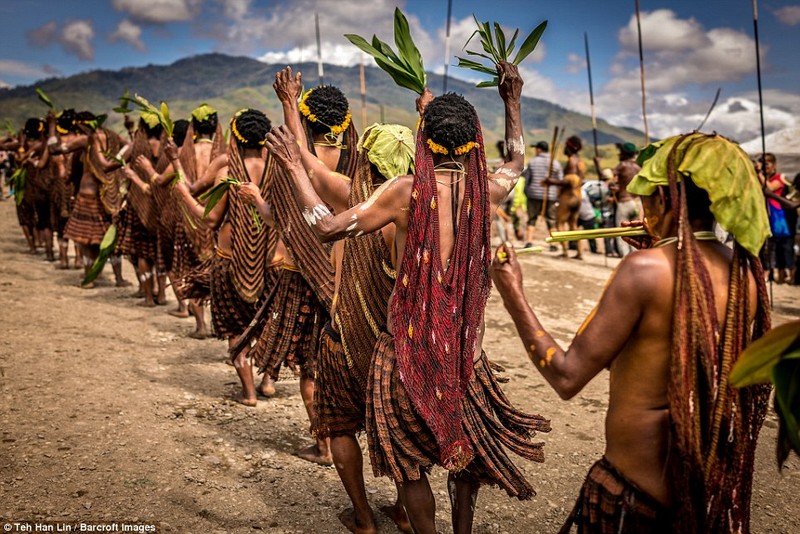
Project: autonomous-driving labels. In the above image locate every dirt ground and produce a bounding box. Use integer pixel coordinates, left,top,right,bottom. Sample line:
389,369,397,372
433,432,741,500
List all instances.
1,200,799,534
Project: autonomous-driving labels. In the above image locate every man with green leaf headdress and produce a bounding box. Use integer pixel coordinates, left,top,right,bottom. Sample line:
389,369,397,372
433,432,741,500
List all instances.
492,132,772,533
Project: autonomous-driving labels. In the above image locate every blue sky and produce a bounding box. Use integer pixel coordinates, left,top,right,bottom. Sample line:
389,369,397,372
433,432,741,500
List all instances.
1,0,799,142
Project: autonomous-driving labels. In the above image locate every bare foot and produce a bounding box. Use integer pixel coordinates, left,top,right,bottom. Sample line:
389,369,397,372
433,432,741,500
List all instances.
380,504,412,533
137,300,157,308
79,282,95,289
168,309,190,318
187,330,211,339
338,507,377,534
156,297,167,306
115,279,132,287
296,444,333,466
129,289,145,298
573,255,583,261
258,376,276,397
56,264,70,270
233,393,257,407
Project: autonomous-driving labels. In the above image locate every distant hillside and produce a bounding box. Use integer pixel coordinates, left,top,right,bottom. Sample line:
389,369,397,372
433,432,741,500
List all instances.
0,53,645,159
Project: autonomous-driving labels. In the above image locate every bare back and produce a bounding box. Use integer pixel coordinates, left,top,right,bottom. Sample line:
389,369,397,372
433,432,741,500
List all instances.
604,241,758,505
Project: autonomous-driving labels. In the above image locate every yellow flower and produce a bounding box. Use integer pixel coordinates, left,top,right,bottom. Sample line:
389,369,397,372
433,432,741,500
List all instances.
454,141,479,155
427,138,448,155
330,111,351,135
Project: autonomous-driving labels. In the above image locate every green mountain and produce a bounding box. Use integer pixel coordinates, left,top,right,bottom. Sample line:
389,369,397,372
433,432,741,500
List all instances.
0,53,644,156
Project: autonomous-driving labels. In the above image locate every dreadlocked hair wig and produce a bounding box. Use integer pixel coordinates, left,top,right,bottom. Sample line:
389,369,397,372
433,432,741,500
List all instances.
172,119,190,147
564,135,582,155
24,118,45,139
422,93,478,156
75,111,96,124
299,85,351,137
57,109,78,134
138,118,164,139
663,134,771,533
230,109,271,150
192,112,218,137
390,96,490,472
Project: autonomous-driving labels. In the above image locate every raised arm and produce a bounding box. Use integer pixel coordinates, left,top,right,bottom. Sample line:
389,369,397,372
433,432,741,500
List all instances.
188,153,227,196
265,125,407,242
123,165,152,196
490,243,652,399
488,62,525,207
273,66,350,213
134,154,175,188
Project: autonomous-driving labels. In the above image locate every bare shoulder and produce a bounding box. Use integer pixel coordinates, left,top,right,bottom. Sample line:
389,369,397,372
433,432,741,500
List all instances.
612,248,674,300
363,174,414,207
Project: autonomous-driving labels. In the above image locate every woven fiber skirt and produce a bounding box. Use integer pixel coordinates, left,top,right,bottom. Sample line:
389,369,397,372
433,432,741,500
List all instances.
63,193,108,245
209,251,259,340
366,331,551,500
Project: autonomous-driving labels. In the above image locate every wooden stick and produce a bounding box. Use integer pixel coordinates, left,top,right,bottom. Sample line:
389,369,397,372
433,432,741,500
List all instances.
539,125,560,219
359,55,367,132
751,0,772,306
443,0,453,93
315,12,324,85
696,88,721,131
497,246,543,263
635,0,649,144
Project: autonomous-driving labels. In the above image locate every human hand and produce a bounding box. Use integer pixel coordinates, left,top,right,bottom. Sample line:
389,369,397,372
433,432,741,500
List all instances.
416,87,434,116
237,182,263,207
124,115,135,133
264,125,302,170
134,154,155,176
273,67,303,103
620,219,655,250
490,242,525,299
497,62,523,102
163,138,180,162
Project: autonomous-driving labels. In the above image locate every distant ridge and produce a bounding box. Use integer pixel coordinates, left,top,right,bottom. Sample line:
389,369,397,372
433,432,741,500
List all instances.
0,53,645,149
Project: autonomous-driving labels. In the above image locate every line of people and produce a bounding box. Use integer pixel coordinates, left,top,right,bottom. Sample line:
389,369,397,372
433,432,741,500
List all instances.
1,58,783,534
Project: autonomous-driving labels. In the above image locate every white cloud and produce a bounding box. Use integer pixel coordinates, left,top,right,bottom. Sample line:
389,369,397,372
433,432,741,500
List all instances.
611,11,757,93
565,53,585,74
258,41,365,67
109,19,146,52
0,59,50,78
0,80,10,89
27,21,58,47
61,20,95,61
112,0,202,24
775,6,800,25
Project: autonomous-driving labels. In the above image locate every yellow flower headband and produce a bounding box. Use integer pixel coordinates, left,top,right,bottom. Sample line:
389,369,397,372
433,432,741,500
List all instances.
231,110,266,146
426,138,479,156
298,88,351,135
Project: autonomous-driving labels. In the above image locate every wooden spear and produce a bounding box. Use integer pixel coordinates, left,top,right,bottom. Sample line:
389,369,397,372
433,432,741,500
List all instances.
540,125,565,219
359,55,367,131
585,31,608,267
443,0,453,93
315,12,324,85
634,0,649,144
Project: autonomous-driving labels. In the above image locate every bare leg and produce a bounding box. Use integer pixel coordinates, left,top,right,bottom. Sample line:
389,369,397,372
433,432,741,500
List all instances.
330,434,377,534
22,225,36,253
137,258,156,306
296,372,333,465
448,472,479,534
231,339,257,407
42,228,55,261
156,272,168,305
110,254,130,286
258,373,275,397
395,474,436,534
167,272,189,317
80,244,100,288
187,300,211,338
57,238,69,268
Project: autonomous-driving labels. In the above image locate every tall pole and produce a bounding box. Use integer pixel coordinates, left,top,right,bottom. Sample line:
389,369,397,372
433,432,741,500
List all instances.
443,0,453,93
696,88,721,131
585,32,607,267
634,0,649,144
752,0,772,304
584,32,599,171
315,12,324,85
360,55,368,130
